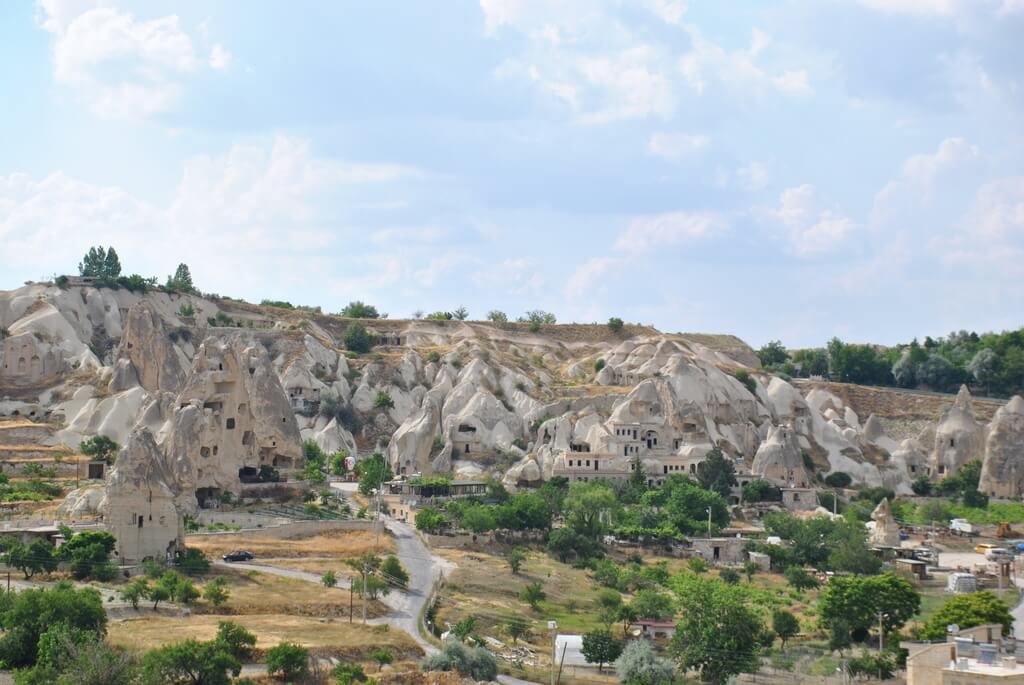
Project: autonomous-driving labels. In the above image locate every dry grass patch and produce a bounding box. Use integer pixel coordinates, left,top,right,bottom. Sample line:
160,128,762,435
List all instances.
200,566,388,619
108,614,422,660
186,528,394,559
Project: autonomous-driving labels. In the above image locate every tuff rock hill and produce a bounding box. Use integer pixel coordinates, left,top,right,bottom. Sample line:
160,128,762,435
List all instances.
1,281,1021,519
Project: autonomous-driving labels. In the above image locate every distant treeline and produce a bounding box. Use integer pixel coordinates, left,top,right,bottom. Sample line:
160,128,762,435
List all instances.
758,329,1024,398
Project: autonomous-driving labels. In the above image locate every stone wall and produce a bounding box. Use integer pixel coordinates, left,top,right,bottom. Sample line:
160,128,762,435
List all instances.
186,518,378,540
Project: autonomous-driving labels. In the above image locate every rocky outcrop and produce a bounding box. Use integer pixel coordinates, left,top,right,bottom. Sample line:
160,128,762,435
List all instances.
117,301,186,394
869,498,899,546
100,427,186,564
932,385,986,477
979,396,1024,498
751,425,812,487
168,336,303,498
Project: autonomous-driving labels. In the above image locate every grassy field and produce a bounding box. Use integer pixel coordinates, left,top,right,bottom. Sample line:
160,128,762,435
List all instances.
186,528,394,560
108,614,422,661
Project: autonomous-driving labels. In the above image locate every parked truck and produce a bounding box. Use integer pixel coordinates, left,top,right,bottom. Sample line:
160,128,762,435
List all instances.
950,518,976,536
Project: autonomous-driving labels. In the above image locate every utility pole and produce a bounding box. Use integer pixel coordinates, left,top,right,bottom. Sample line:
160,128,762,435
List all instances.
706,507,712,538
361,563,369,624
833,490,838,517
878,612,885,654
349,580,354,623
374,488,382,551
548,620,558,685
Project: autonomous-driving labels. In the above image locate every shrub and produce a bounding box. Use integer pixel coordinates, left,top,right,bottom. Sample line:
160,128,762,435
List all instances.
421,642,497,681
374,391,395,410
203,578,230,607
340,301,380,319
720,569,740,585
487,310,508,323
607,317,624,333
520,582,546,610
79,435,119,464
453,306,469,320
344,323,373,353
177,303,195,317
381,556,409,587
911,476,933,496
615,639,674,685
824,472,852,488
175,548,211,576
688,557,708,574
733,370,757,393
594,358,606,373
215,620,256,662
266,641,309,682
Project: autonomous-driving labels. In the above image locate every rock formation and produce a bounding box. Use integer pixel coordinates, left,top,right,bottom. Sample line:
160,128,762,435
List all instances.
979,396,1024,498
751,425,813,488
932,385,986,477
869,498,899,547
100,427,186,564
116,301,186,394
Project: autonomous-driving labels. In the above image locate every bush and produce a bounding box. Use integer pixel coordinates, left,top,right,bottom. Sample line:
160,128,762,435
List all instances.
742,479,782,502
607,317,624,333
340,301,381,318
79,435,119,464
175,548,211,576
374,391,395,410
266,641,309,682
381,555,409,587
487,310,508,323
824,472,852,488
344,323,373,353
688,557,708,574
421,643,497,681
911,476,933,496
733,370,757,393
720,569,740,585
594,358,606,373
784,566,819,591
615,639,674,685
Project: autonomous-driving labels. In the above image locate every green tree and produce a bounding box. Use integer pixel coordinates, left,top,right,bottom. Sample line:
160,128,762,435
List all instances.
630,589,675,621
695,447,738,498
351,574,389,600
370,648,394,669
757,340,790,367
615,639,674,685
415,506,447,533
670,577,767,685
0,584,107,668
506,619,529,644
381,555,409,587
607,317,625,333
356,452,393,495
564,481,617,538
215,621,256,662
508,548,526,574
581,629,623,672
487,310,508,323
743,560,759,582
175,548,211,576
322,570,338,588
102,248,122,279
829,618,852,655
78,246,118,278
340,301,380,319
772,610,800,651
546,527,599,563
720,568,740,585
784,566,819,591
452,306,469,320
141,639,239,685
920,591,1013,640
267,642,309,682
819,573,920,637
79,435,119,464
741,479,782,502
459,505,495,534
6,538,58,579
203,578,230,608
165,263,197,293
452,616,477,643
824,472,852,488
120,578,150,610
520,582,546,611
330,450,351,475
344,322,373,353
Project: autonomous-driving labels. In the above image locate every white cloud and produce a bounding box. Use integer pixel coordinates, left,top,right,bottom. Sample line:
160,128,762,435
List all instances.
0,136,419,292
646,131,708,160
857,0,957,15
483,2,812,124
36,1,230,119
941,176,1024,278
872,137,980,222
773,184,858,256
615,211,727,251
471,258,545,296
565,257,620,299
736,161,770,191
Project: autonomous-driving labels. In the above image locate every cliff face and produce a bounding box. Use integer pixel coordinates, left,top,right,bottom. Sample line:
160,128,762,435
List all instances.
2,280,1017,520
979,396,1024,498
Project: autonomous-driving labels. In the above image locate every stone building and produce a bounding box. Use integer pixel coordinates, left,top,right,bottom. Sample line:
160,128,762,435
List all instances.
979,396,1024,498
932,386,987,477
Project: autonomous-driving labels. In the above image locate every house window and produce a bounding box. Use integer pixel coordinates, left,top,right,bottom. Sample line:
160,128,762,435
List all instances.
226,418,236,430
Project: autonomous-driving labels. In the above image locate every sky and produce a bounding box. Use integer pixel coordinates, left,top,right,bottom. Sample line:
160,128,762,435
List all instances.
1,0,1022,348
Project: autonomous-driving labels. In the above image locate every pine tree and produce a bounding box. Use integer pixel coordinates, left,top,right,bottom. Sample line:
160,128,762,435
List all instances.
166,263,196,293
78,246,107,277
102,247,122,277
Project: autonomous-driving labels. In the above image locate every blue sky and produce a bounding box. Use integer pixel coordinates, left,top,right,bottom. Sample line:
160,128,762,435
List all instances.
1,0,1022,348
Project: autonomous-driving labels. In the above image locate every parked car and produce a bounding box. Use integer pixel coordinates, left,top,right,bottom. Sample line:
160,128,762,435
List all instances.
222,551,255,562
975,543,998,555
986,548,1014,562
